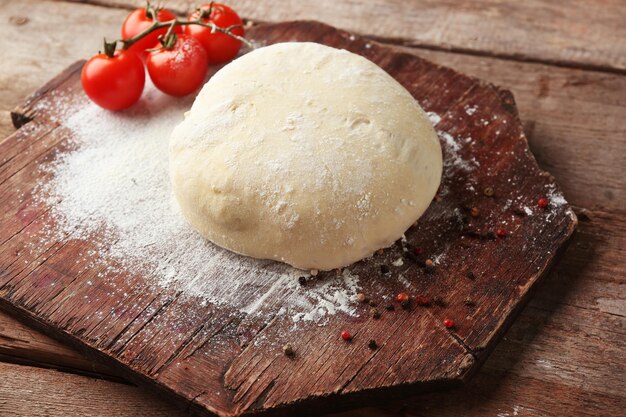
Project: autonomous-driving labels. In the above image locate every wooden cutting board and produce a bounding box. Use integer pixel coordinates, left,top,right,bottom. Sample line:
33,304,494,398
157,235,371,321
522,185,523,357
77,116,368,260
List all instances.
0,21,576,417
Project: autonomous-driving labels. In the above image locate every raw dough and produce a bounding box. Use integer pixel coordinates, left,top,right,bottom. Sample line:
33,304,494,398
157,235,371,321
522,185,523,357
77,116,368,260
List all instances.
169,42,442,271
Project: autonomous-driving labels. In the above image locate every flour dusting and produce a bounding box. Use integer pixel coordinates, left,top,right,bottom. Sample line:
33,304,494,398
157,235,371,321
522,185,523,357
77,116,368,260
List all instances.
32,78,481,326
34,81,362,325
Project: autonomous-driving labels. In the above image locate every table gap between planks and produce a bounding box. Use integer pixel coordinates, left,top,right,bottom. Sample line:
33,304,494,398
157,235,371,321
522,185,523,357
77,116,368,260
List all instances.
0,1,624,417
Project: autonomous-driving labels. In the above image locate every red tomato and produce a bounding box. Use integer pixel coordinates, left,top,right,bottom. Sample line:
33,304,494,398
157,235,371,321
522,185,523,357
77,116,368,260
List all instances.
184,3,244,63
121,7,181,57
81,50,145,111
146,35,209,97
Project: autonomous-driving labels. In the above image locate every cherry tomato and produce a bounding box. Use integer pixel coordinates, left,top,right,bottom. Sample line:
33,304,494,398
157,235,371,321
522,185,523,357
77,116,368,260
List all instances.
81,50,145,111
146,35,209,97
121,7,181,57
184,3,244,63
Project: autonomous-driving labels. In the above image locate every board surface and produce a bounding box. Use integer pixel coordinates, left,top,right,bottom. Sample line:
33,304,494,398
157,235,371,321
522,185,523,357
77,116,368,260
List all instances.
0,21,577,417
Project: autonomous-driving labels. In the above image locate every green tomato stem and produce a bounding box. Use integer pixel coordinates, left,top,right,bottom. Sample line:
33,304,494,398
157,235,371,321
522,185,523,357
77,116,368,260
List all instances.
120,13,252,51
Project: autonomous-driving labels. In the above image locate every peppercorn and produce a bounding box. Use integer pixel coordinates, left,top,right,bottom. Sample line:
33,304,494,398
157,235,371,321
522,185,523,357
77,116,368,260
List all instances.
470,207,480,217
298,276,307,286
370,307,381,319
443,319,455,328
466,271,476,280
356,293,367,303
380,264,390,274
513,207,527,217
340,330,352,341
496,228,507,238
483,186,495,197
415,295,431,306
282,343,295,357
538,197,549,209
425,259,434,268
384,303,395,311
396,292,410,303
464,297,475,307
433,296,447,307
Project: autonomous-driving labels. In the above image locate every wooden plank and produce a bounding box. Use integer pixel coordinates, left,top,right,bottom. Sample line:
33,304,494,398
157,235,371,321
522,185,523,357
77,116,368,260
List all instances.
0,20,576,416
408,49,626,212
2,1,624,212
0,362,187,417
0,309,117,377
3,1,625,213
0,0,128,115
68,0,626,73
0,1,622,416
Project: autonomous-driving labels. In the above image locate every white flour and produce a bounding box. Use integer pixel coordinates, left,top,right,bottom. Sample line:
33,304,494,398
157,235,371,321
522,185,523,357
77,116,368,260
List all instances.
35,81,362,325
31,79,541,327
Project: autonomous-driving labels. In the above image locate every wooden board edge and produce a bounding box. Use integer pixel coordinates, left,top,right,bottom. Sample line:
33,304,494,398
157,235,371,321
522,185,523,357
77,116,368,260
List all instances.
10,60,86,129
2,21,581,416
0,296,207,416
0,295,477,417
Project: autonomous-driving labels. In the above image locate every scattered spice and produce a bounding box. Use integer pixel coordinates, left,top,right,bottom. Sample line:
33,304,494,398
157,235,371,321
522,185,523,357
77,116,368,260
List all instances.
404,250,421,263
466,271,476,280
433,296,447,307
340,330,352,341
464,297,475,307
577,208,592,222
380,264,390,274
425,259,434,268
415,295,431,306
298,276,307,286
443,319,455,329
368,339,378,350
513,207,527,217
470,207,480,217
538,197,549,209
396,292,410,303
368,300,377,307
483,186,495,197
370,307,381,319
496,228,507,238
282,343,295,357
356,293,367,303
384,303,395,311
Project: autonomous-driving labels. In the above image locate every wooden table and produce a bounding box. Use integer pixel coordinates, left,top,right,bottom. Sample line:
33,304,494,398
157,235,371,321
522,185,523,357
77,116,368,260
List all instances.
0,1,624,416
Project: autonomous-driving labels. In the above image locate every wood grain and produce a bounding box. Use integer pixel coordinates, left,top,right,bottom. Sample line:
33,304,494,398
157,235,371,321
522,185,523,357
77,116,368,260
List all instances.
69,0,626,73
0,20,577,417
0,362,186,417
2,1,625,212
1,209,622,417
0,1,623,417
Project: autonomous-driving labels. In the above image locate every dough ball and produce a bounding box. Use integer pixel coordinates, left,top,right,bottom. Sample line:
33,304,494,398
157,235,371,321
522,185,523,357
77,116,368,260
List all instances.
169,42,442,271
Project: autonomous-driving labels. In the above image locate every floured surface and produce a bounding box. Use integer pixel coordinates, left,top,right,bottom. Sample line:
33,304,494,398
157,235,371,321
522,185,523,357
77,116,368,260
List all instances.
0,21,577,417
33,80,364,325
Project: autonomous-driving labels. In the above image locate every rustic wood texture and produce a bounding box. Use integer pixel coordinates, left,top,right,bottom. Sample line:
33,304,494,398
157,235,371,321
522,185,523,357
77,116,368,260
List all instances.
0,362,187,417
0,1,624,417
0,18,577,416
71,0,626,73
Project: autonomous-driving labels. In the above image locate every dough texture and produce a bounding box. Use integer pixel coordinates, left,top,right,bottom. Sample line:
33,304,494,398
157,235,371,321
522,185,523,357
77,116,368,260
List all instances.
169,42,442,271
